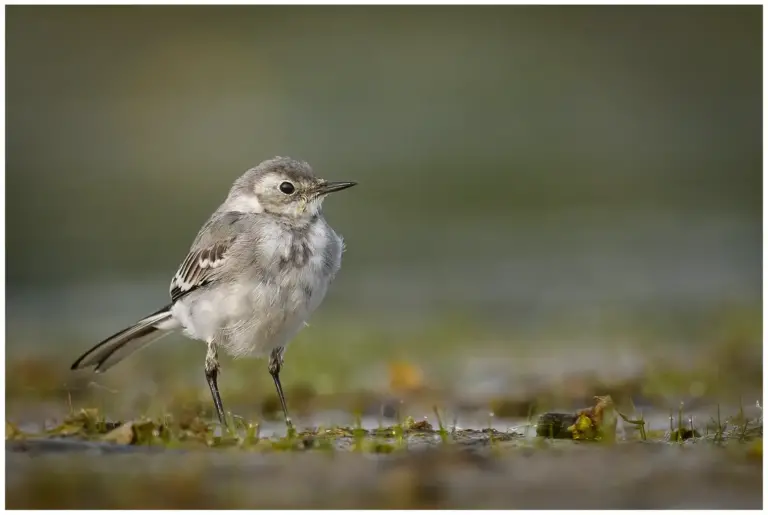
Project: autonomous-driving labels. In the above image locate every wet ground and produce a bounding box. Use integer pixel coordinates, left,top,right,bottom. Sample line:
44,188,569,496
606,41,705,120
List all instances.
5,297,762,509
7,436,762,509
6,401,763,509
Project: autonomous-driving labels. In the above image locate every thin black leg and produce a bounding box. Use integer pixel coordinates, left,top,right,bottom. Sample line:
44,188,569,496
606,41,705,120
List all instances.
205,366,226,425
205,342,226,425
268,348,292,427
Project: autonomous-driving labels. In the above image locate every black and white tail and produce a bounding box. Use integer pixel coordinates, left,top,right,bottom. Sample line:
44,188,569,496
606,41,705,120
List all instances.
71,304,177,373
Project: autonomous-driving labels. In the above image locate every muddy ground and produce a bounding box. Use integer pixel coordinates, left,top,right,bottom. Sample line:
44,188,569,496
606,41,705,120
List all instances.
6,405,763,509
6,308,763,509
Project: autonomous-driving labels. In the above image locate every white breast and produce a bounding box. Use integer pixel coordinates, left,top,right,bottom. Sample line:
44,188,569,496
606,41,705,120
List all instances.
187,218,342,358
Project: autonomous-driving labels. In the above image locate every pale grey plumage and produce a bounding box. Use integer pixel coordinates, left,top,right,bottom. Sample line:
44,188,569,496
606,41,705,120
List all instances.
72,156,356,426
170,207,343,358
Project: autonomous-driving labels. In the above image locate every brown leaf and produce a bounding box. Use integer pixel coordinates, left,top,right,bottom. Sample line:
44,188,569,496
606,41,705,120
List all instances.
102,423,135,445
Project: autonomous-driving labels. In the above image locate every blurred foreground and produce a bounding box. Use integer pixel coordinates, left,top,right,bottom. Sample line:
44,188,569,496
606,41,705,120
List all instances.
7,442,762,509
6,401,763,509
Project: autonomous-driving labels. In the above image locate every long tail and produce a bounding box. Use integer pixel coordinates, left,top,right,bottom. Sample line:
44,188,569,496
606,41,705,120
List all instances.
71,304,178,373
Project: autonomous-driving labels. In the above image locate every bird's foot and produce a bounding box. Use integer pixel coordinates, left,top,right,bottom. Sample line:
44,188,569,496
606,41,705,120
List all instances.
285,417,297,438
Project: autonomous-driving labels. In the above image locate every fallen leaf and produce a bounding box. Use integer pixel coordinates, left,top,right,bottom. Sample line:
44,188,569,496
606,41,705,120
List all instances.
102,423,135,445
389,361,424,394
567,395,618,441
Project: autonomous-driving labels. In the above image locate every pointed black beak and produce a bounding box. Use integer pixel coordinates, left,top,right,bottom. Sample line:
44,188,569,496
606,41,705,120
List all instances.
317,181,357,195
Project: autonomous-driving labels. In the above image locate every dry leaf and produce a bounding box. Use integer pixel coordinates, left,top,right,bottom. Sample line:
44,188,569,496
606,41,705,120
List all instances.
388,361,424,394
567,395,618,441
102,423,135,445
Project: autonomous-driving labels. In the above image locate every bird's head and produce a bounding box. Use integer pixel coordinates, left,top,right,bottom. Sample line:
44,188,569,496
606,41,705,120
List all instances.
226,156,356,221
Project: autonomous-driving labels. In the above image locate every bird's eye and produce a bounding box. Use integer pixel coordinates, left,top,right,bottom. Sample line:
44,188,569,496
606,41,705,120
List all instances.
279,182,295,194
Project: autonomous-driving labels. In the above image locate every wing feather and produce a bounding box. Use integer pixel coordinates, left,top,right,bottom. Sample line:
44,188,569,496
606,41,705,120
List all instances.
170,238,234,302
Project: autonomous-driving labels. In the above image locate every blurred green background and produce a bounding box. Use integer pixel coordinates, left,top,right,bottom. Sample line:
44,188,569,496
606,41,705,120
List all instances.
5,6,762,423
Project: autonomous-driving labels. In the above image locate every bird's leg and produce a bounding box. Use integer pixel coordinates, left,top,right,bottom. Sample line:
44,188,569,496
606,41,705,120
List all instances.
205,341,227,426
268,347,293,429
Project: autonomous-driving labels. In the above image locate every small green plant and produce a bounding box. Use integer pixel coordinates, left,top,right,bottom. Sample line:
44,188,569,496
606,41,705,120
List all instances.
432,405,450,445
239,422,260,448
525,403,536,439
286,420,298,441
393,419,405,449
737,398,750,442
392,401,406,449
488,412,496,447
617,398,646,441
352,412,366,452
714,404,725,444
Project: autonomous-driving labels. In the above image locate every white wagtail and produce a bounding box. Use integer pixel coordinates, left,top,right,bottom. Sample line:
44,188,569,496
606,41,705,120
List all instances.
71,157,356,427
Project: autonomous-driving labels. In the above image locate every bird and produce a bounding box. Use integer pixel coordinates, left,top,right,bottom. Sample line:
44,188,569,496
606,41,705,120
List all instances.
71,157,357,427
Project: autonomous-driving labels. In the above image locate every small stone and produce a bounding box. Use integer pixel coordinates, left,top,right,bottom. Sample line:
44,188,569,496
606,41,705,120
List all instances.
668,428,701,441
536,413,578,439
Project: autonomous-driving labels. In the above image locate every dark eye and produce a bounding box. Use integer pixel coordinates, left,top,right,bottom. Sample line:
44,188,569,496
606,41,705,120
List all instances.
279,182,295,194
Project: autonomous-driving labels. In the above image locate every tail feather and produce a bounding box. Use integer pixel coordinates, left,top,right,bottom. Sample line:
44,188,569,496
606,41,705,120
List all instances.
71,305,176,373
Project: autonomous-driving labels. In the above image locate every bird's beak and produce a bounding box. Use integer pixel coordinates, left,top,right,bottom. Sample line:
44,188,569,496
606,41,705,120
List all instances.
316,181,357,195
